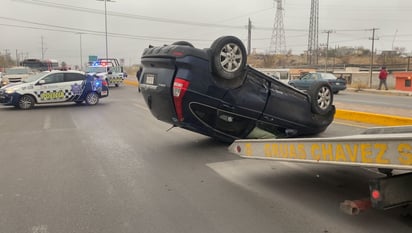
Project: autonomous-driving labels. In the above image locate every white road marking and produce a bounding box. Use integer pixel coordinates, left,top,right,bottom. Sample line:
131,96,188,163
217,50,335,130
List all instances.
133,103,149,112
32,225,48,233
43,115,51,130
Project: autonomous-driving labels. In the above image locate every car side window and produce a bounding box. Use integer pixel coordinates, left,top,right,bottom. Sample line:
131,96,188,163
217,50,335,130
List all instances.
42,73,64,84
64,73,85,82
301,73,311,80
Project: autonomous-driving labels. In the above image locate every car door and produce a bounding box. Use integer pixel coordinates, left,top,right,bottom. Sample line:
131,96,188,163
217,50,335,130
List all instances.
33,72,66,103
217,71,269,137
260,80,313,135
296,73,316,90
63,72,86,100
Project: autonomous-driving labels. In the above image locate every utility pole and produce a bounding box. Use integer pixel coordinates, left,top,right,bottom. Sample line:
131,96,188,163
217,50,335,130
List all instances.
41,36,44,59
78,33,83,70
15,49,18,66
323,30,334,72
368,28,379,88
41,36,47,60
247,18,252,55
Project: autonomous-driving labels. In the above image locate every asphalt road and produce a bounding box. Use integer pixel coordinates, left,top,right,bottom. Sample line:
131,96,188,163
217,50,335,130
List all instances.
334,90,412,118
0,86,411,233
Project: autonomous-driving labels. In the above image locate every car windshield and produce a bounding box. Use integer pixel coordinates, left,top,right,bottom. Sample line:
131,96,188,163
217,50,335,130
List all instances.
23,72,48,83
86,66,107,73
5,68,30,74
320,73,337,80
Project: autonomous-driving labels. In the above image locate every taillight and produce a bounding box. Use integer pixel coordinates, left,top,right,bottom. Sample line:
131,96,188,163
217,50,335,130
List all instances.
173,78,189,122
371,189,381,200
102,80,108,86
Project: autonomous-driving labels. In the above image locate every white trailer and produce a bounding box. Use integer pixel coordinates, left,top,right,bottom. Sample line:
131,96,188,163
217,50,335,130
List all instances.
228,126,412,214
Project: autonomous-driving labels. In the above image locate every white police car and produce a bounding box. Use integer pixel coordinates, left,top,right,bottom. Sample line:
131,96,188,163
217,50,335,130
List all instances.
0,70,109,109
85,59,125,87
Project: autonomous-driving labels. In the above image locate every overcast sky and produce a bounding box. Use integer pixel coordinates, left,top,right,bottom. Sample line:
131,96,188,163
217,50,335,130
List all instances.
1,0,412,67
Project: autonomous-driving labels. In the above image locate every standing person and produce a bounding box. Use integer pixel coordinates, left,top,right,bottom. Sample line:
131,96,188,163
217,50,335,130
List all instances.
136,66,143,92
136,66,143,82
377,66,388,90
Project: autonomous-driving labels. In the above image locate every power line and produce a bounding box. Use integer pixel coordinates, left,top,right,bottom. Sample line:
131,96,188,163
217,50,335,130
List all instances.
13,0,245,29
0,19,212,42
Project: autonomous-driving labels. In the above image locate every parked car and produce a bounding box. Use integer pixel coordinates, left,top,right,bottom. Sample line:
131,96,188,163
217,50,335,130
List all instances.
0,66,33,87
288,72,347,94
0,70,109,109
139,36,335,142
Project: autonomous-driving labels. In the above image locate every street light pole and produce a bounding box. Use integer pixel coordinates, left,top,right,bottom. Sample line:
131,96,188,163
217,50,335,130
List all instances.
104,0,108,59
323,30,333,72
97,0,114,60
368,28,379,88
79,33,83,70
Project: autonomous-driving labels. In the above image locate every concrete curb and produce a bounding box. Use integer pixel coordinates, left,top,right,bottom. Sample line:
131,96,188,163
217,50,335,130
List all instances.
335,109,412,126
122,79,412,126
124,79,138,87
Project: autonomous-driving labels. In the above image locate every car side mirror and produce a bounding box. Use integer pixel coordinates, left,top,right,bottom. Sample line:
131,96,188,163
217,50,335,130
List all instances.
37,80,46,85
108,71,112,75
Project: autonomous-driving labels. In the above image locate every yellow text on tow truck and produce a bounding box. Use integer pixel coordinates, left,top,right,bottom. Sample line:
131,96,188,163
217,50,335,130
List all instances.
243,142,412,165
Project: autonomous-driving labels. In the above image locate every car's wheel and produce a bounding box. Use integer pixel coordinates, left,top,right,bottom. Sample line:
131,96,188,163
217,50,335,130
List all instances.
172,41,194,47
210,36,247,81
115,83,119,87
308,82,333,115
18,95,35,110
85,92,99,105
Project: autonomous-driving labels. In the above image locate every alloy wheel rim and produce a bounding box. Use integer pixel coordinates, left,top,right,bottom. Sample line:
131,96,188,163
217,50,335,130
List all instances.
87,93,98,104
220,43,242,72
317,86,331,110
20,96,32,109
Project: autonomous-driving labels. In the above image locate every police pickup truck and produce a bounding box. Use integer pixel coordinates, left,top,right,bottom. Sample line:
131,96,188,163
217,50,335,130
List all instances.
85,58,125,87
0,66,33,87
0,70,109,109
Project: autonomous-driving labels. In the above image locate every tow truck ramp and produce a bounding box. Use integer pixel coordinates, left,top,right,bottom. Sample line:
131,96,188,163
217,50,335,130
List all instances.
228,126,412,214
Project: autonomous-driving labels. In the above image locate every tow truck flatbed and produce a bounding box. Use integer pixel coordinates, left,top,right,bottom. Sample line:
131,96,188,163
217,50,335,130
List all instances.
229,126,412,213
229,126,412,170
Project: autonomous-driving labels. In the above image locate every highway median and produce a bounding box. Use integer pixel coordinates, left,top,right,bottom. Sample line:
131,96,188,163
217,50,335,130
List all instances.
335,109,412,126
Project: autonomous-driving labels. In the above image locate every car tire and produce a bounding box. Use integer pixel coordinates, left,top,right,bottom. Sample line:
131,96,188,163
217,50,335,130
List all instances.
210,36,247,81
172,41,194,47
115,83,119,87
308,82,333,115
18,95,35,110
85,92,99,105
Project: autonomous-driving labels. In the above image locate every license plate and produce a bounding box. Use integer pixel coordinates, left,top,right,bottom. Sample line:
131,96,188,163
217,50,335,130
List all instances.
336,83,340,85
146,74,155,85
101,91,108,96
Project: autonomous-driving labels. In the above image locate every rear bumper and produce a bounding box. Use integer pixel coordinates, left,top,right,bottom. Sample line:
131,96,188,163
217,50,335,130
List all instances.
333,85,347,91
0,93,19,105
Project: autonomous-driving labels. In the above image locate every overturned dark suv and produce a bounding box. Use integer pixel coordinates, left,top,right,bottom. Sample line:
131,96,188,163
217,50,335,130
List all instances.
139,36,335,142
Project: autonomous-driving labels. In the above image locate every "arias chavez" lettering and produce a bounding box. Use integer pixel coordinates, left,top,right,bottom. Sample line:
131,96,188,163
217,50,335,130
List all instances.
251,142,412,165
